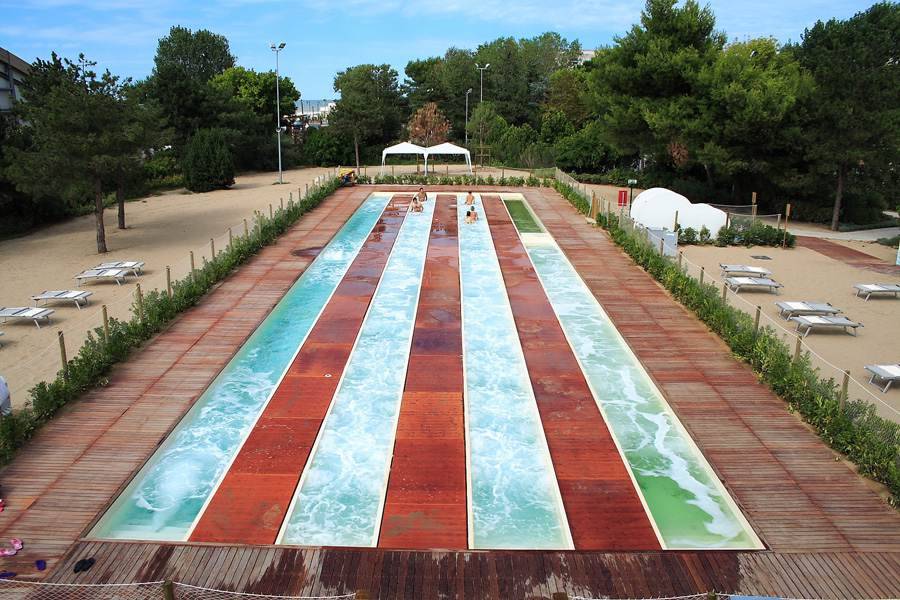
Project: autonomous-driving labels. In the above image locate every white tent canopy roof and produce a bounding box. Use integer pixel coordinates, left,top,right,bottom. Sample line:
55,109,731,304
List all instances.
382,142,426,157
425,142,468,156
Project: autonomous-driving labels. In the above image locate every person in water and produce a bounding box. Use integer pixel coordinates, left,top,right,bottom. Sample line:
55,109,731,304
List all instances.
411,196,423,213
465,191,475,205
416,187,427,203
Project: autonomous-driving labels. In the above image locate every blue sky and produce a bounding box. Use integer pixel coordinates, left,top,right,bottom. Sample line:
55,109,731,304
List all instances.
1,0,874,99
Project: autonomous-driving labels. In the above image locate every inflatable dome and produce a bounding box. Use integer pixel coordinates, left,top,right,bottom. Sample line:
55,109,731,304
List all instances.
630,187,727,235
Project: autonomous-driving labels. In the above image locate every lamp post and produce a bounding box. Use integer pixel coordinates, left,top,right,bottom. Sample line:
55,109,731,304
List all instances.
627,178,637,204
475,63,490,102
270,42,286,184
465,88,472,147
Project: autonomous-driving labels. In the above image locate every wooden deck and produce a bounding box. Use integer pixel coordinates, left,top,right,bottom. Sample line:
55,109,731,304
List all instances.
797,235,900,275
189,198,410,545
379,194,468,549
0,185,898,597
482,195,660,551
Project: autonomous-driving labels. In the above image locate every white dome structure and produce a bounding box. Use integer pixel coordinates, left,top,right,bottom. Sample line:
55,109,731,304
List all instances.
631,187,727,234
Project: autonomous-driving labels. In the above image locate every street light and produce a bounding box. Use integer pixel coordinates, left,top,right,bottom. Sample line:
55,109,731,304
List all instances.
475,63,490,102
465,88,473,147
270,41,286,184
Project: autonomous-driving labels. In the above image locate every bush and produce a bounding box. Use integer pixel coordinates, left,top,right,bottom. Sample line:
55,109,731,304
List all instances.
679,227,698,244
0,177,342,465
182,128,235,193
699,226,711,244
593,204,900,504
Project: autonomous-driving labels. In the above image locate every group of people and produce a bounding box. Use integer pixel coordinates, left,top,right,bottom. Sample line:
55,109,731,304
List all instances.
411,187,427,212
464,191,479,224
409,188,479,223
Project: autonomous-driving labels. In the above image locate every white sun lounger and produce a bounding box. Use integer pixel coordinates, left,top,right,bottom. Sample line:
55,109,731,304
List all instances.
720,264,773,278
725,276,783,294
865,364,900,393
75,268,130,286
789,315,863,337
853,283,900,301
96,260,144,277
775,301,841,320
0,307,54,329
32,290,93,309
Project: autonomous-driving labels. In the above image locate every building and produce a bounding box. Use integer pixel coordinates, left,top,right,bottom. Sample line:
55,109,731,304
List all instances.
577,50,597,65
0,46,30,113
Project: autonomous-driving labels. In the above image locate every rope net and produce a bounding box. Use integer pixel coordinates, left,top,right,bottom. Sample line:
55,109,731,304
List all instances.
0,580,165,600
172,585,355,600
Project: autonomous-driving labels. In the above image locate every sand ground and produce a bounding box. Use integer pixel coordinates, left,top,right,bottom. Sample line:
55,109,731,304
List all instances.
0,164,510,408
681,244,900,421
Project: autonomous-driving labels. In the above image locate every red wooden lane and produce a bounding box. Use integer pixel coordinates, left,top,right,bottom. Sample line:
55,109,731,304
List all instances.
481,195,660,550
190,196,412,545
379,193,468,550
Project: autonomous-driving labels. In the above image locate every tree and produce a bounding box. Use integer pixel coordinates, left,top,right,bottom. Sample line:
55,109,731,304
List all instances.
407,102,450,147
154,26,235,86
211,67,300,122
330,64,403,170
546,68,591,127
466,102,508,146
182,128,235,192
7,54,130,253
496,124,537,165
539,109,575,144
553,121,621,173
794,2,900,229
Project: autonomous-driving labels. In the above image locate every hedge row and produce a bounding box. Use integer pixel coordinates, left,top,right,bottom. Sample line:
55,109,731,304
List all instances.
590,211,899,504
366,173,553,187
0,178,342,464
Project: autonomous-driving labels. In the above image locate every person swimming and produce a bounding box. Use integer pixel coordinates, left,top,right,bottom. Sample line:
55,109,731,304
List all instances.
465,191,475,205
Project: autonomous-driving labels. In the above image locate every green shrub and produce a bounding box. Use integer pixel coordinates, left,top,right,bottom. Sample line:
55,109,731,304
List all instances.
0,177,341,465
679,227,698,244
594,207,900,504
699,226,711,244
182,128,235,193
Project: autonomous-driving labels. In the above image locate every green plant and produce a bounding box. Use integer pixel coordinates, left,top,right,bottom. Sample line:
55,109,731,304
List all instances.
594,204,900,504
698,225,711,244
679,226,698,244
182,128,235,192
0,177,342,465
877,234,900,247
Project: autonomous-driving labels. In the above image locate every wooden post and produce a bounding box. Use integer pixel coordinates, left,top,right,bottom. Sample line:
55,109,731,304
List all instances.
840,370,849,410
135,283,144,322
269,203,273,219
793,334,802,363
678,252,683,270
243,219,249,238
725,212,731,230
305,182,309,197
673,210,679,231
776,214,781,229
754,306,761,335
658,237,664,255
228,227,233,249
280,197,284,212
392,164,395,177
722,281,728,301
751,191,758,221
58,330,68,381
782,203,792,248
166,266,172,298
700,266,705,286
189,250,195,276
163,580,175,600
102,304,109,342
289,191,293,203
210,237,215,259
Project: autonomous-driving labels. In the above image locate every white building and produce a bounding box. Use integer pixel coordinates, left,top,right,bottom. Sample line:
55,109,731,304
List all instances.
0,46,29,113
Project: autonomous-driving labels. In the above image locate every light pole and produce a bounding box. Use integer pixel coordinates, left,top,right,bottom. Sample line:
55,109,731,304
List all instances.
475,63,490,102
465,88,472,147
270,42,286,184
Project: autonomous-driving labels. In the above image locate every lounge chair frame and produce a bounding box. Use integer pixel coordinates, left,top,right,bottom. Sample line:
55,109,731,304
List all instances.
0,307,54,329
775,301,841,320
75,268,130,286
32,290,93,310
865,365,900,393
719,264,773,278
854,284,900,301
725,276,783,295
789,315,863,337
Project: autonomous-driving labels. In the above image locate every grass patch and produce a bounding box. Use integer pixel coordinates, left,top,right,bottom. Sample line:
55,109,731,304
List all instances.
504,199,543,233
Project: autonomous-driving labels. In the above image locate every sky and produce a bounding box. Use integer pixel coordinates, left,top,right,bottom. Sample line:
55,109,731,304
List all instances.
1,0,875,100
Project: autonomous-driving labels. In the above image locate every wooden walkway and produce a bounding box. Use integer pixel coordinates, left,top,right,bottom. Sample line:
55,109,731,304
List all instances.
189,198,410,545
44,540,900,599
379,194,468,549
797,235,900,275
482,196,660,551
0,188,370,578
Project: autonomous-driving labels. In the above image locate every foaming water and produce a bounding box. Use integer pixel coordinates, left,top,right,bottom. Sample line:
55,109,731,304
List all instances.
459,194,572,550
519,227,762,550
91,193,392,541
279,195,436,547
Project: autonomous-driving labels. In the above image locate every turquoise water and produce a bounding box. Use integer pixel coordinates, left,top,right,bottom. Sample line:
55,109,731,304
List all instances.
91,193,391,541
279,195,436,547
511,198,762,549
458,194,572,550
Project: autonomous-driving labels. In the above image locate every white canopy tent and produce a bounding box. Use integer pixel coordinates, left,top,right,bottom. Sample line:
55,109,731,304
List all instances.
380,142,426,175
424,142,473,175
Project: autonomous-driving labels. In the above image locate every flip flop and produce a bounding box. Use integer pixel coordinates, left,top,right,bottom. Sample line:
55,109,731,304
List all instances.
0,549,16,557
0,571,15,579
73,558,95,574
35,560,46,571
9,539,22,551
82,558,95,572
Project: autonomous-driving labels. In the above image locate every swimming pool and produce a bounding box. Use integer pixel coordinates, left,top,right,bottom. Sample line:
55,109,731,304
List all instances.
93,190,762,551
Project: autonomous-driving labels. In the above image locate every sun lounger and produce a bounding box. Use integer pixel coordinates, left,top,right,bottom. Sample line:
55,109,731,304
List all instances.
725,276,783,294
789,315,863,337
96,260,144,276
720,264,773,278
775,301,841,320
865,364,900,393
31,290,93,309
853,283,900,301
0,307,54,329
75,268,130,286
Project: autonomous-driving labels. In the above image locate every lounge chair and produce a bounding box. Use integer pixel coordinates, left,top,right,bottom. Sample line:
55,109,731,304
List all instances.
865,364,900,393
32,290,93,310
725,276,783,294
720,264,773,278
853,283,900,301
96,260,144,277
0,307,54,329
775,301,841,320
75,268,130,286
789,315,863,337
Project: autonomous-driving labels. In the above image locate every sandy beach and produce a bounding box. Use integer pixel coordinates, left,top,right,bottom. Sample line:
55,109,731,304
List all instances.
682,243,900,421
